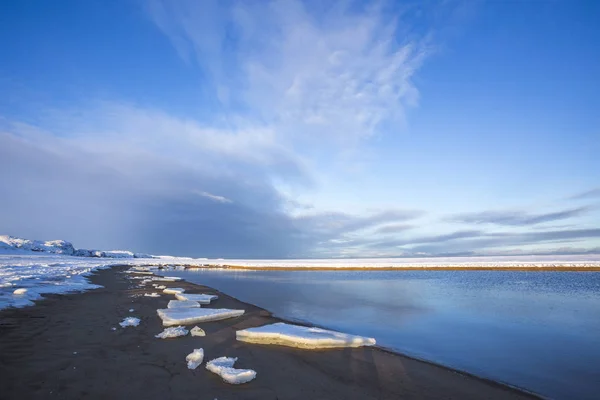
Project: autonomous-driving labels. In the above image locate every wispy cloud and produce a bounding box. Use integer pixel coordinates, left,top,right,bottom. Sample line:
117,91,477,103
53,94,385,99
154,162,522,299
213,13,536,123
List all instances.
374,223,414,234
569,188,600,201
448,207,590,227
194,191,233,204
144,0,429,148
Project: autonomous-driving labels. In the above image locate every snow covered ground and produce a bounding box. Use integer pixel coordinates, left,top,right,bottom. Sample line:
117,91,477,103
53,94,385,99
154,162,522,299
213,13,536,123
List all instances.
201,254,600,269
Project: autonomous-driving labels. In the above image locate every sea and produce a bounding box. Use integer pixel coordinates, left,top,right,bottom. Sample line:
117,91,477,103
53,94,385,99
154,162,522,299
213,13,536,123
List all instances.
166,268,600,399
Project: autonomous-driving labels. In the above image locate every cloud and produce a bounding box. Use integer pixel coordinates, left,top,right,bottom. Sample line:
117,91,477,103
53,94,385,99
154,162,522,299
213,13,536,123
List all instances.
294,209,423,237
194,191,233,204
399,228,600,255
448,207,590,226
0,125,309,258
374,223,414,234
569,188,600,200
144,0,429,148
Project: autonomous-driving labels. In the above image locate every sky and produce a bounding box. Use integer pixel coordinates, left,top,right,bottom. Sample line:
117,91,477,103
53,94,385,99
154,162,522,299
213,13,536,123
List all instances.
1,0,599,258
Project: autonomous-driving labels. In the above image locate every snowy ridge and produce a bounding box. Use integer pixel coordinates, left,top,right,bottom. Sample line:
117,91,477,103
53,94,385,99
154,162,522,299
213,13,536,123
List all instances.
0,235,153,259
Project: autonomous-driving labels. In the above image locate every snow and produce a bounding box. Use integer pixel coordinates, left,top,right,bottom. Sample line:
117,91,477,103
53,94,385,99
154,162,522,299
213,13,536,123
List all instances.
1,235,75,255
0,254,114,309
155,326,189,339
191,326,206,336
154,285,166,290
129,308,134,312
163,287,185,295
186,348,204,369
199,254,600,269
168,300,201,308
144,292,161,297
13,288,27,295
119,317,141,328
175,293,218,304
157,308,245,326
236,322,376,349
205,357,256,384
152,277,182,282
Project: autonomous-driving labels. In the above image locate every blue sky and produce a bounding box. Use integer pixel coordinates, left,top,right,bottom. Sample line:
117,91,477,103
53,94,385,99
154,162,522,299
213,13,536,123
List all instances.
1,0,599,258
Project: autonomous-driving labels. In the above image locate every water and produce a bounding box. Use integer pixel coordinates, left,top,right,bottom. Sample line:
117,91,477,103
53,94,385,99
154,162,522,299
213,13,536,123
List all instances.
166,269,600,399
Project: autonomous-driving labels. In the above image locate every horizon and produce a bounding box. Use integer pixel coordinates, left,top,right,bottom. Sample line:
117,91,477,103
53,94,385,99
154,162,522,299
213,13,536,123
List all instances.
2,1,599,258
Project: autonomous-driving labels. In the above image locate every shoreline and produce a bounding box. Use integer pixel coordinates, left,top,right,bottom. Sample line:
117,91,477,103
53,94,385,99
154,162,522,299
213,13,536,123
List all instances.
188,265,600,271
0,266,540,399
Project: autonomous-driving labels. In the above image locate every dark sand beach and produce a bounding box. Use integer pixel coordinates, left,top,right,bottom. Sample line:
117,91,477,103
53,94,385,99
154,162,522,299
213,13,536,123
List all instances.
0,266,538,400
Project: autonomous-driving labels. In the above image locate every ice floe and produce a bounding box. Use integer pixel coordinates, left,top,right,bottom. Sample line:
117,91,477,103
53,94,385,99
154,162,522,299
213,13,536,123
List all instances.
175,293,218,304
119,317,141,328
163,287,185,294
157,308,244,326
168,300,201,308
186,348,204,369
155,326,189,338
206,357,256,384
190,326,206,336
236,322,376,349
144,292,161,297
153,276,182,282
13,288,27,295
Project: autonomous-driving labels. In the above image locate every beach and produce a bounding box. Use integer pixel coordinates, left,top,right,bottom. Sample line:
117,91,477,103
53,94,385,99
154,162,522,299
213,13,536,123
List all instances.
0,266,537,400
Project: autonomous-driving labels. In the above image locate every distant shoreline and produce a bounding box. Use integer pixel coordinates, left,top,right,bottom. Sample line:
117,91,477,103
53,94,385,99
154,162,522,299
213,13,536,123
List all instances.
187,264,600,271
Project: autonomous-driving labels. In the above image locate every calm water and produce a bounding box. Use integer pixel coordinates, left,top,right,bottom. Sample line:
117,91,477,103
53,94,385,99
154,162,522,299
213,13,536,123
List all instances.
167,269,600,399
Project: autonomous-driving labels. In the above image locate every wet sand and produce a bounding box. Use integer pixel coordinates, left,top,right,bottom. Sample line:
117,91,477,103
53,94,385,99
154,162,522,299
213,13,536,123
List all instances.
0,266,539,399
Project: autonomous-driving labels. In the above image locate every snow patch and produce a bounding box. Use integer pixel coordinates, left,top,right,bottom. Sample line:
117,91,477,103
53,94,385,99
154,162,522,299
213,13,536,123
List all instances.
157,308,245,326
191,326,206,336
163,287,185,294
144,292,161,298
168,300,201,309
13,288,27,295
236,322,376,349
205,357,256,384
119,317,141,328
186,348,204,369
175,293,218,304
155,326,189,339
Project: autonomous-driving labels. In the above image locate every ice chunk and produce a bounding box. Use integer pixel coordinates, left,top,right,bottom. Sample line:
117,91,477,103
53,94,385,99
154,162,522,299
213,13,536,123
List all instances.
155,326,189,339
153,276,182,282
144,292,161,297
129,308,134,312
175,293,218,304
153,284,166,290
206,357,256,384
119,317,141,328
163,287,185,294
236,322,376,349
157,308,244,326
13,288,27,295
168,300,201,309
186,348,204,369
191,326,206,336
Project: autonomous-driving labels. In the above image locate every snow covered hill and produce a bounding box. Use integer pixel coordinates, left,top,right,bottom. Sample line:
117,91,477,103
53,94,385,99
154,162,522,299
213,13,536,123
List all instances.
0,235,153,259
